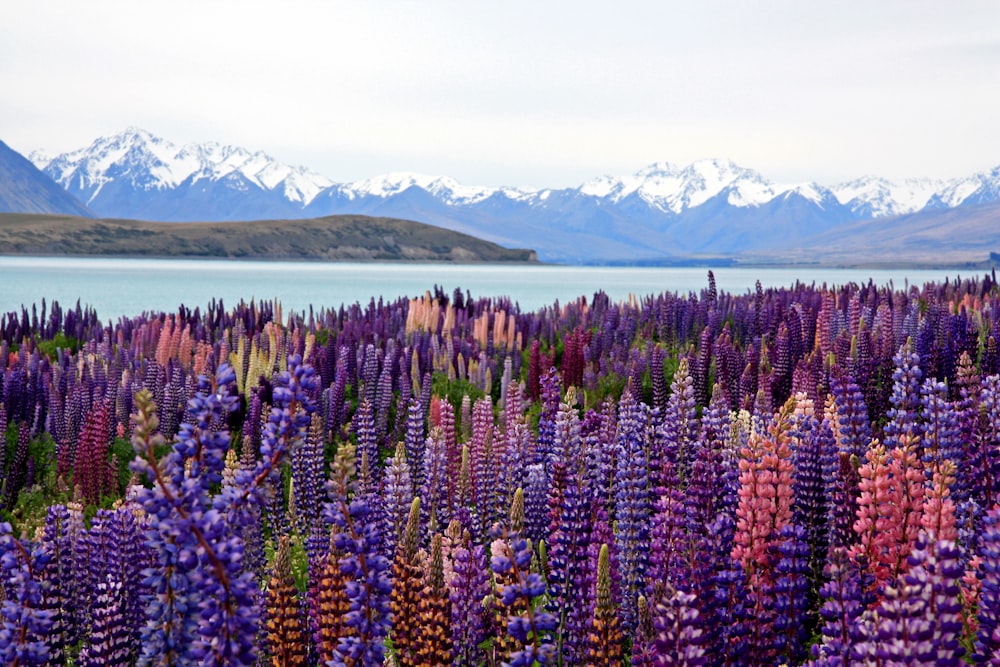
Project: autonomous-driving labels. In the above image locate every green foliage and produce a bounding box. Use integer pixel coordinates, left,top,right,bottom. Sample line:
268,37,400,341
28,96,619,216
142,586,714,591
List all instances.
315,327,331,348
111,437,136,492
431,372,486,422
586,372,626,412
263,534,311,593
33,332,80,360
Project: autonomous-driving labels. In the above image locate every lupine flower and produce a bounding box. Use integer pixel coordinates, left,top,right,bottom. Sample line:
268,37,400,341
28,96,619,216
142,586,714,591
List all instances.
77,576,131,667
310,535,352,666
652,587,706,667
324,441,392,667
584,544,623,666
732,395,795,588
614,390,651,631
265,535,308,667
0,522,52,666
449,530,489,666
414,533,452,666
490,525,558,666
391,497,424,666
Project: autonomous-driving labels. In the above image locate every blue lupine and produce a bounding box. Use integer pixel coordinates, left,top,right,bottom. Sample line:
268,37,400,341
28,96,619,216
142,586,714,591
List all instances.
0,522,53,666
490,526,558,666
324,441,392,667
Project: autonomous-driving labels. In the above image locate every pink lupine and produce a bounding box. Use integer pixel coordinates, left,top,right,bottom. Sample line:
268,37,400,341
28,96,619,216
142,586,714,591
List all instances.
732,396,795,588
921,459,958,543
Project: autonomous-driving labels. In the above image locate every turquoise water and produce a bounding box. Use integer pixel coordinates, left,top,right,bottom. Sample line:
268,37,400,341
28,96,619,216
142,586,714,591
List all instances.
0,256,980,321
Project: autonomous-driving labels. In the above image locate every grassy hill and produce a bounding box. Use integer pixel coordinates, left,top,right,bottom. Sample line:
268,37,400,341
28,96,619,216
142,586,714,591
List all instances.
0,213,537,262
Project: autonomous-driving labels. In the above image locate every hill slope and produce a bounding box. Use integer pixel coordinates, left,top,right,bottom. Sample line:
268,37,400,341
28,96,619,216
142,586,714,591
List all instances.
0,141,92,216
0,213,537,262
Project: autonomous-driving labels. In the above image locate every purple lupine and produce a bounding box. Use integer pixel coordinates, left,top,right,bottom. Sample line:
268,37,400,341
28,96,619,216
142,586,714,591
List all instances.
884,341,923,449
324,441,392,667
131,357,317,667
655,357,697,489
469,396,498,528
545,465,592,665
292,413,326,555
771,524,813,665
0,522,53,666
77,576,131,667
873,538,965,666
37,504,77,664
490,526,558,666
812,547,873,664
403,397,425,493
4,421,31,511
921,379,964,498
352,398,378,485
536,367,561,470
790,397,829,563
107,505,149,661
327,345,350,440
652,587,706,667
976,508,1000,662
382,441,414,559
613,389,651,632
449,532,490,667
552,396,583,478
420,425,450,534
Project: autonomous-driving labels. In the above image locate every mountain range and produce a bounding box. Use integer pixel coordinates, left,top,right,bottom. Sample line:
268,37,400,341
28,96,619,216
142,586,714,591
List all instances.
16,127,1000,263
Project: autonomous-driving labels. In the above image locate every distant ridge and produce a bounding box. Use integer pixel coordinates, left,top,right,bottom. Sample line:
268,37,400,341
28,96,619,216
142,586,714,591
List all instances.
0,213,538,263
26,128,1000,263
0,141,92,217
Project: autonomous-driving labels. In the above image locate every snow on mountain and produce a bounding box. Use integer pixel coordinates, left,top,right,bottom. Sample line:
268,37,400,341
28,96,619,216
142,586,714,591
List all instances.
580,159,788,213
831,176,944,217
341,172,516,205
32,127,333,207
26,128,1000,262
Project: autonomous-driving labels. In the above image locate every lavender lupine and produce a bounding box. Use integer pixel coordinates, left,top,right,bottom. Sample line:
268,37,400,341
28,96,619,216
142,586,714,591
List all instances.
449,531,490,666
291,413,326,541
546,464,592,665
404,398,425,493
37,505,77,664
383,442,414,559
352,399,378,485
420,426,449,534
614,390,651,632
884,341,923,449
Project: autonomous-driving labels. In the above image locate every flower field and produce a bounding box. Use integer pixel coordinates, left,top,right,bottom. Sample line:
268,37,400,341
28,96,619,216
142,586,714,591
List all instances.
2,272,1000,665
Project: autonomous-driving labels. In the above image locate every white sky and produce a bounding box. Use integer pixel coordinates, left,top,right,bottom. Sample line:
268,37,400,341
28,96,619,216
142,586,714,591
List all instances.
4,1,1000,188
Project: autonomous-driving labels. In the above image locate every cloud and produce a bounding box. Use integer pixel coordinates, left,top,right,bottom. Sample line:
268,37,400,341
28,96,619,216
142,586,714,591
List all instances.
3,1,1000,186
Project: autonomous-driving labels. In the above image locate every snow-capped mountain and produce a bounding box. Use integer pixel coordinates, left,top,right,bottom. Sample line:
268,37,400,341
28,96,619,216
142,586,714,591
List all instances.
30,127,334,221
28,128,1000,263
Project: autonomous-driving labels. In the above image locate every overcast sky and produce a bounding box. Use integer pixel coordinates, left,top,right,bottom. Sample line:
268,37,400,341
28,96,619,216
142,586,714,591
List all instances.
4,1,1000,188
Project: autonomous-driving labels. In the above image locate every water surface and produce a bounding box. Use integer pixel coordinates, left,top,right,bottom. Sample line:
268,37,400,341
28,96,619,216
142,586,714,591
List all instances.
0,256,979,321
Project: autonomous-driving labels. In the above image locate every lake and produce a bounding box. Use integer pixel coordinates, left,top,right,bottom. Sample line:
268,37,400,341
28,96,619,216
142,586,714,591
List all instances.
0,256,983,321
